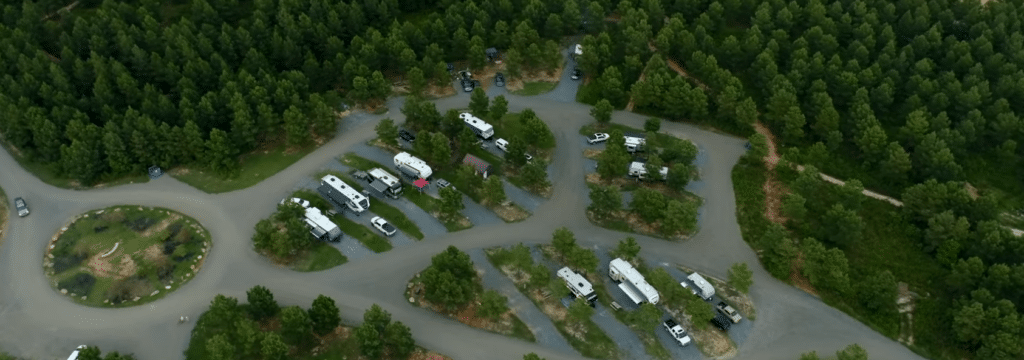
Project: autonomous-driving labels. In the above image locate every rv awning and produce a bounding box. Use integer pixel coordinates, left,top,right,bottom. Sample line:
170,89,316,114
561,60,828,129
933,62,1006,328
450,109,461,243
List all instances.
309,227,327,239
618,282,645,305
462,154,491,173
368,179,389,194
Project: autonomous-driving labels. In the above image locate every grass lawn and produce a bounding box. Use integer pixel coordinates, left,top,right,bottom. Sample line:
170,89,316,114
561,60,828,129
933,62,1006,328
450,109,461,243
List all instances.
485,247,622,360
47,206,211,308
172,143,316,194
492,112,557,151
329,214,393,253
511,81,558,96
341,153,472,232
291,243,348,272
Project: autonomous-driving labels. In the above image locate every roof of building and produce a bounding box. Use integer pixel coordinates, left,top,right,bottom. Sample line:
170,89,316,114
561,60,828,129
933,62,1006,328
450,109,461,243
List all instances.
462,154,491,173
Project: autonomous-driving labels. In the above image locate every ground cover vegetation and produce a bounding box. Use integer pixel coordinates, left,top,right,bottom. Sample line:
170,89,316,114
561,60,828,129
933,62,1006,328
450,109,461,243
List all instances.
0,0,586,188
405,245,535,343
185,286,447,360
799,343,871,360
251,197,347,272
486,239,621,360
45,206,211,307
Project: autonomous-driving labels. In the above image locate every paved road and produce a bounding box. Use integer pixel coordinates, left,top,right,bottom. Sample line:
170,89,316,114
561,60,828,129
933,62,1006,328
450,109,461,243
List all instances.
0,89,928,360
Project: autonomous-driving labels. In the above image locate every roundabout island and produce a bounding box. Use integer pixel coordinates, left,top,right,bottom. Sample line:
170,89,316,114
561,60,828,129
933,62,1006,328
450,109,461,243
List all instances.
43,206,211,307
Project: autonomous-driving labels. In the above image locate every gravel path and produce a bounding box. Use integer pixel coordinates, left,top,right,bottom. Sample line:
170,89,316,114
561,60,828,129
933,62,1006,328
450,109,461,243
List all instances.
467,248,578,354
503,179,544,213
459,193,502,227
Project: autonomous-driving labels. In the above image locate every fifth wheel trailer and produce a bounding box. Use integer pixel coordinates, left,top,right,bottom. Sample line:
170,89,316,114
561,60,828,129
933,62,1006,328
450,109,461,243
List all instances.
393,152,433,180
318,175,370,214
608,258,660,305
303,207,342,242
557,267,598,306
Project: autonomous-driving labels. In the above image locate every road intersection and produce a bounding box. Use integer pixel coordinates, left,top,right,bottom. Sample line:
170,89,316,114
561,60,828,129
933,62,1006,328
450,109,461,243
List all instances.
0,85,927,360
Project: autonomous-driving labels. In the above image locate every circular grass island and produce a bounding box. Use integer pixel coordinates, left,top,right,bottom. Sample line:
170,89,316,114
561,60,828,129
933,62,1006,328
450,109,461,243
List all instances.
43,206,212,307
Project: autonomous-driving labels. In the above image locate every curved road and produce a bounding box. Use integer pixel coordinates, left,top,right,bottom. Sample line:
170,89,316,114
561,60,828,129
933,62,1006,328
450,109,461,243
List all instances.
0,90,925,360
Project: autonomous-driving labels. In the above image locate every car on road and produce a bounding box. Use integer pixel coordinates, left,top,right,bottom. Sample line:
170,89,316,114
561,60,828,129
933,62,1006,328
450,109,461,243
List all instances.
662,318,692,347
495,72,505,87
436,179,453,190
461,79,474,92
370,216,396,237
13,197,29,217
571,67,583,80
717,301,743,323
587,133,609,144
399,129,416,142
279,197,310,208
711,314,732,331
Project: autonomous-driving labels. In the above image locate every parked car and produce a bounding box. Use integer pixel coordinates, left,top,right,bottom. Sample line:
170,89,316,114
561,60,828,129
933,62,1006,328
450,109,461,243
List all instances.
459,70,472,80
436,179,453,190
13,197,29,217
495,138,509,151
370,216,397,237
711,314,732,331
495,73,505,87
279,197,310,208
461,79,474,92
399,129,416,142
587,133,609,144
717,302,743,323
662,319,692,347
571,67,583,80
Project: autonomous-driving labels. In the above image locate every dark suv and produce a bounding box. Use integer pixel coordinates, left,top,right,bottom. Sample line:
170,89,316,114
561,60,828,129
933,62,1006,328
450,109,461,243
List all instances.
14,197,29,217
711,314,732,331
399,129,416,142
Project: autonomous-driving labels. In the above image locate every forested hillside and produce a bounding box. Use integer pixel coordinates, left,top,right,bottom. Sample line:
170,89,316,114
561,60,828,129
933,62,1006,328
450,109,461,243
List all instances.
0,0,574,184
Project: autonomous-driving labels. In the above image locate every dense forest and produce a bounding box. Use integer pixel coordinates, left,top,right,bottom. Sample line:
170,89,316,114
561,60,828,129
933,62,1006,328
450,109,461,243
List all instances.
2,0,1024,359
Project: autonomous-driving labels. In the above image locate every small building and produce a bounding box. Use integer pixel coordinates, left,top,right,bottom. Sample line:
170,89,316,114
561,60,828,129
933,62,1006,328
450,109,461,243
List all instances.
462,154,491,177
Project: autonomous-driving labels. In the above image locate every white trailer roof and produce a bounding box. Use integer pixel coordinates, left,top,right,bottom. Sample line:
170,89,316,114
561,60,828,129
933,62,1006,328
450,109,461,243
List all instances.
368,168,400,187
321,175,368,204
609,258,660,304
394,152,432,179
557,267,595,295
688,273,715,298
304,207,338,232
461,113,494,133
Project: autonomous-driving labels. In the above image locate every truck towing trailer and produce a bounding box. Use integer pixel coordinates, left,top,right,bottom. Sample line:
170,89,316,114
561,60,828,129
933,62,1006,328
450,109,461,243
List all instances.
318,175,370,213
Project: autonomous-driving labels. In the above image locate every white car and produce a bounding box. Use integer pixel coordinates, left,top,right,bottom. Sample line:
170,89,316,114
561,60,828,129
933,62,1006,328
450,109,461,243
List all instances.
495,138,509,152
371,216,396,237
587,133,609,144
280,197,310,208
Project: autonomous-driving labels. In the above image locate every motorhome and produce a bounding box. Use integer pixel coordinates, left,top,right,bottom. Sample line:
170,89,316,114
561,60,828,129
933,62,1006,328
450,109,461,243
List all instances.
460,112,495,140
628,161,669,180
393,152,433,180
557,267,598,306
688,272,716,300
303,207,342,242
608,258,660,305
366,168,403,199
571,44,583,60
318,175,370,213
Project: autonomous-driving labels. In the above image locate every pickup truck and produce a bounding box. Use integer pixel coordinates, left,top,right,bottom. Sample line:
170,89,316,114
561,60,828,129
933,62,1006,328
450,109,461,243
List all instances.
716,301,743,323
662,318,692,346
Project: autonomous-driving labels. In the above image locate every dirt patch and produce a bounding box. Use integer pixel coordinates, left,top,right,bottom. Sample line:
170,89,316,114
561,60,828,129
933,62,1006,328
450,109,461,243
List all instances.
505,62,564,92
139,214,180,238
583,149,602,160
788,253,819,297
964,182,979,200
429,211,472,228
143,244,164,262
488,202,531,222
896,282,917,345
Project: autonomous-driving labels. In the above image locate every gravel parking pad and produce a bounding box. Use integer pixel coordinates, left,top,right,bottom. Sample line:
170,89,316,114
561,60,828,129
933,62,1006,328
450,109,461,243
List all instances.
375,195,447,238
589,302,653,360
503,180,543,212
459,193,501,226
468,249,578,355
537,55,581,103
653,324,703,360
330,235,374,260
662,266,754,348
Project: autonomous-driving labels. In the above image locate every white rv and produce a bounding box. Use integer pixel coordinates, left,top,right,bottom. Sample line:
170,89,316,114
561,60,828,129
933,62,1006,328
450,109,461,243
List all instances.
557,267,598,306
572,44,583,60
460,112,495,139
393,152,433,180
624,136,646,153
318,175,370,213
366,168,403,199
687,272,716,300
303,207,342,242
608,258,660,305
628,161,669,180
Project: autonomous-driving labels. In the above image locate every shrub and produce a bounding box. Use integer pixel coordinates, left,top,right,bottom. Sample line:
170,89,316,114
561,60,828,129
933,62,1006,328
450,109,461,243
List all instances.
58,273,96,295
52,250,88,273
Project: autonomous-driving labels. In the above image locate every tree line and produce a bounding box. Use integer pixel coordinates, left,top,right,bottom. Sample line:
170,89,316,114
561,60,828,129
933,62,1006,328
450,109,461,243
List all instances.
0,0,605,185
